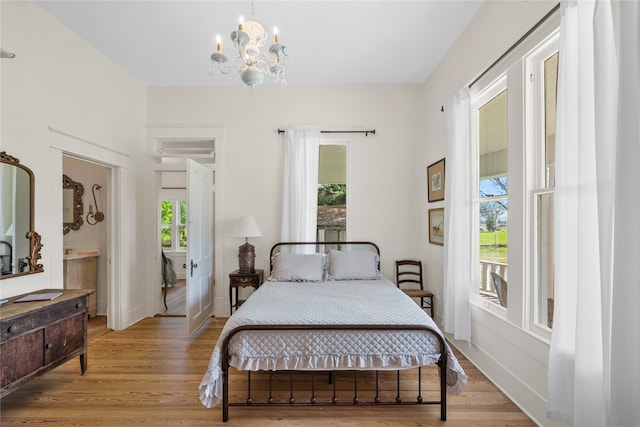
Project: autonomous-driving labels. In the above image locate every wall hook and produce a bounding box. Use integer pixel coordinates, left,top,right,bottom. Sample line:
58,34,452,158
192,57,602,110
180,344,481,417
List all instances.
86,184,104,225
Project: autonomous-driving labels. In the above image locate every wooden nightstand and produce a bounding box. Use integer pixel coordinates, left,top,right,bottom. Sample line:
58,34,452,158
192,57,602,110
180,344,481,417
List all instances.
229,269,264,314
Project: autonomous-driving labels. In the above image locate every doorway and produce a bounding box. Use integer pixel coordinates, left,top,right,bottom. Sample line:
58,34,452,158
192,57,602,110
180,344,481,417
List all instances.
155,160,215,331
50,128,127,330
62,155,110,323
147,125,225,332
159,177,188,316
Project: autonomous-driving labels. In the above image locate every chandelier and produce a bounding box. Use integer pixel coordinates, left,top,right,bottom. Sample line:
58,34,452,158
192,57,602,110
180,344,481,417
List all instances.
209,3,288,90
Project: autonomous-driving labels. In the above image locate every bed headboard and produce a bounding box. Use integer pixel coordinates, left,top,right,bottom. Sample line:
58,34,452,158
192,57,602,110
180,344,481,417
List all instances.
269,241,380,273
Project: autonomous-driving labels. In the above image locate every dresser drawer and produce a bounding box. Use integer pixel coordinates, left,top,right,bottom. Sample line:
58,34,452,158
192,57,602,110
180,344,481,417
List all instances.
44,314,85,364
1,297,86,342
229,274,261,288
0,329,44,389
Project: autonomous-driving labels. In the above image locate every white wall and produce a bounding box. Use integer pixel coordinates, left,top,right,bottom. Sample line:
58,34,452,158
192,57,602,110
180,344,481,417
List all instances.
147,84,427,315
419,1,565,426
0,1,148,330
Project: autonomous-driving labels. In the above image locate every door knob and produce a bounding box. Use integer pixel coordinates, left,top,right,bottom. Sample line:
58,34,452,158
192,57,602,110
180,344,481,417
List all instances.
190,259,198,277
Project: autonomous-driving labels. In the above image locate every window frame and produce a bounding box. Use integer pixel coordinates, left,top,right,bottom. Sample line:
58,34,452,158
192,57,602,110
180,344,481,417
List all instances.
317,139,350,242
160,193,187,253
525,31,560,340
471,76,510,316
468,11,560,340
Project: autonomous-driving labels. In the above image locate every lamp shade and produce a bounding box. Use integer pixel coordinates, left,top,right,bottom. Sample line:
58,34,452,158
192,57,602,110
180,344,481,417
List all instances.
231,216,263,238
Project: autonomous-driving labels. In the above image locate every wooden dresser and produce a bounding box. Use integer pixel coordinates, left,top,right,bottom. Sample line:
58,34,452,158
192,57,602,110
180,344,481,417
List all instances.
0,289,93,398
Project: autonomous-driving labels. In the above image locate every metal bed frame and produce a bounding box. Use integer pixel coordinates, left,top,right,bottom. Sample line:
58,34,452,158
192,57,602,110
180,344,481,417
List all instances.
219,241,448,422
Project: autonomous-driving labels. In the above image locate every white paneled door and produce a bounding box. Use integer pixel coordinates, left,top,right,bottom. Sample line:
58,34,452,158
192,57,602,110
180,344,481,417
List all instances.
186,159,214,337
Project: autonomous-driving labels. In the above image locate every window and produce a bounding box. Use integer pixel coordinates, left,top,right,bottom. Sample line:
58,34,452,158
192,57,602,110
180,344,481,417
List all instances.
161,199,187,252
476,86,509,306
529,47,558,332
470,13,559,339
317,144,347,242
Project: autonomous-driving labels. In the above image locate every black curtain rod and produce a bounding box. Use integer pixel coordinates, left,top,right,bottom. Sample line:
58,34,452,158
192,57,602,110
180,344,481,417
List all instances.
277,129,376,136
469,2,560,88
439,4,560,113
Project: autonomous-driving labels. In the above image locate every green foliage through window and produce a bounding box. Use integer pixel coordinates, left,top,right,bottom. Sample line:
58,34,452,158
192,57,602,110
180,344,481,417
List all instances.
161,199,187,251
161,201,173,224
318,184,346,205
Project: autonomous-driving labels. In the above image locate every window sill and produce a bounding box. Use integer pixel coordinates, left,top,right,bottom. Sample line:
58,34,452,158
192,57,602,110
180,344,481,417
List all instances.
470,294,552,345
471,293,507,316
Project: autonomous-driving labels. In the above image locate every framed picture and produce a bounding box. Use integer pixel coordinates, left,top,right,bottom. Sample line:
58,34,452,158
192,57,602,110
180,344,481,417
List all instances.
427,158,445,202
428,208,444,246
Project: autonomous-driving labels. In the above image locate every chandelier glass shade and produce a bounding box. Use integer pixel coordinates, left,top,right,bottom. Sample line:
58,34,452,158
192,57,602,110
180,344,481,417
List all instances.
210,6,288,90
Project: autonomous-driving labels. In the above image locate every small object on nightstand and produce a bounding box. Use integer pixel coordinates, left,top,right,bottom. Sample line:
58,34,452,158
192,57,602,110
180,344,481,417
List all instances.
229,269,264,314
231,216,263,273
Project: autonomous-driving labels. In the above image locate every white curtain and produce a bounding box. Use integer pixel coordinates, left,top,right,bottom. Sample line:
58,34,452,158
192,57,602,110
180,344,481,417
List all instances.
547,1,640,425
280,129,320,243
443,87,472,342
607,2,640,425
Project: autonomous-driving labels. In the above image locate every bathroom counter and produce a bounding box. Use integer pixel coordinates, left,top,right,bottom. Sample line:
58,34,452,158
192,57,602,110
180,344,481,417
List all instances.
63,256,97,317
63,252,99,261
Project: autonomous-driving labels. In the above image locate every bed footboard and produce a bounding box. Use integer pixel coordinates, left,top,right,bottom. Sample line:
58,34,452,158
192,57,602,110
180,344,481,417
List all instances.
221,324,447,422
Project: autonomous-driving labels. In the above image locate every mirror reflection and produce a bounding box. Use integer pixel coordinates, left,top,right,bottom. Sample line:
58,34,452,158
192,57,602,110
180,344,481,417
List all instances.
0,151,43,278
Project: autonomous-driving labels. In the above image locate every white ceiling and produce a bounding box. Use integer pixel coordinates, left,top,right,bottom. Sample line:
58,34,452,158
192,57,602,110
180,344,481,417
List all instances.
35,0,484,87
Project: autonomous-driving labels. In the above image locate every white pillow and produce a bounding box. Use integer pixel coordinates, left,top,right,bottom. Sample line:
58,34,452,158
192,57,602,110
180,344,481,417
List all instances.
269,253,325,282
326,250,381,281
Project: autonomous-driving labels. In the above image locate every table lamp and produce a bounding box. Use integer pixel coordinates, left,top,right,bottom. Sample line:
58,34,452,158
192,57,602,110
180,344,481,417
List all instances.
231,216,263,273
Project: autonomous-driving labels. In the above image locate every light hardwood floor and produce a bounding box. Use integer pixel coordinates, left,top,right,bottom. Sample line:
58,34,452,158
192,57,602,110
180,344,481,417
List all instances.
1,317,535,426
160,280,186,316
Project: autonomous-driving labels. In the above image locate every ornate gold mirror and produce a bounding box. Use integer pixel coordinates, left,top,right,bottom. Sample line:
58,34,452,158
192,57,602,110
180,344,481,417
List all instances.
0,151,43,279
63,174,84,234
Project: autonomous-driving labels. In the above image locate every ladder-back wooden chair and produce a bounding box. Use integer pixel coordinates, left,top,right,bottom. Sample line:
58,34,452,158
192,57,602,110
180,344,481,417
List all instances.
395,260,434,318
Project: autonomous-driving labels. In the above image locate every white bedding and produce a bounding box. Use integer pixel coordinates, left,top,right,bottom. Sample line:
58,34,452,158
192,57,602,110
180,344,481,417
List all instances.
199,278,467,408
